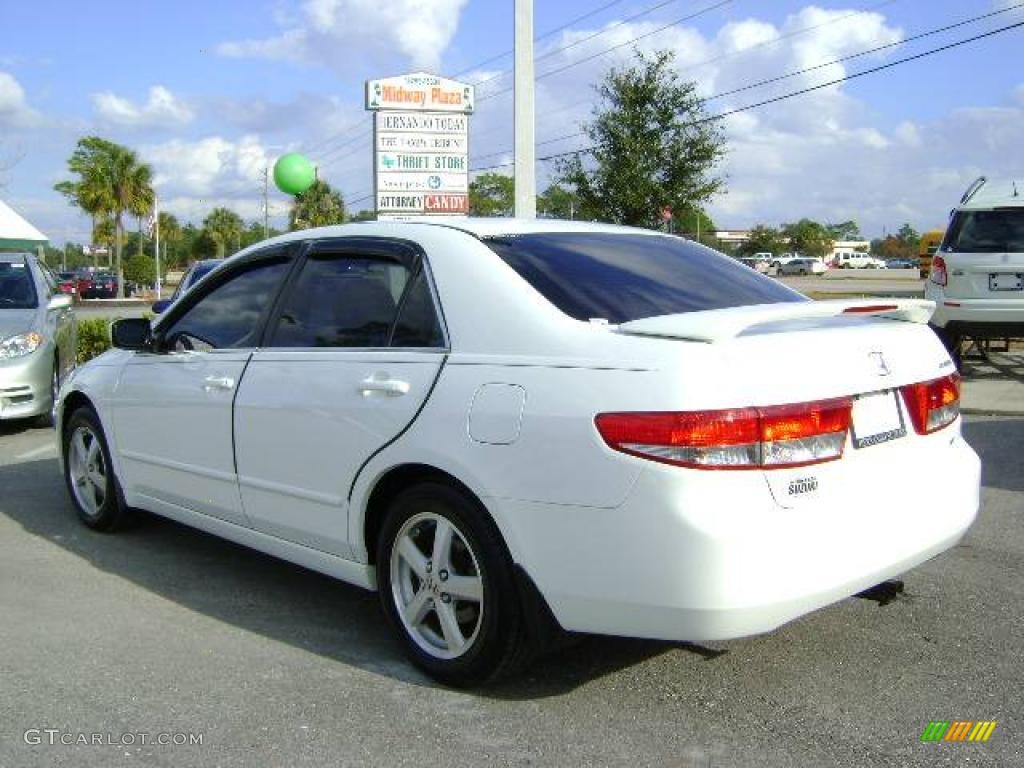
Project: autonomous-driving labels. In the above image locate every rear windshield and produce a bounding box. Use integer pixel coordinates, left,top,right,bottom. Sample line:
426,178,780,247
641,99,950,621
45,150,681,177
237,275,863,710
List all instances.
484,232,804,324
0,261,38,309
943,209,1024,253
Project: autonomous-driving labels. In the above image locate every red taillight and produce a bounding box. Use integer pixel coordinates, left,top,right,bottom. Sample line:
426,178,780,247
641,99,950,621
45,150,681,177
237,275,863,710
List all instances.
930,255,948,286
595,397,853,470
900,373,960,434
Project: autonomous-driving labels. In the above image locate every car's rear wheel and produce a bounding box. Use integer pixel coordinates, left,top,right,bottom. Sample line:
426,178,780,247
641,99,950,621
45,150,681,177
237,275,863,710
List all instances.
63,407,130,531
377,483,527,686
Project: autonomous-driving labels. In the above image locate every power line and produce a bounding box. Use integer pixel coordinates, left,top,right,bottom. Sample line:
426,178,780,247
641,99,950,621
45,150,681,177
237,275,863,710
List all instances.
471,0,700,90
470,3,1021,166
477,0,732,104
452,0,634,78
469,18,1024,173
706,0,1024,104
306,0,643,161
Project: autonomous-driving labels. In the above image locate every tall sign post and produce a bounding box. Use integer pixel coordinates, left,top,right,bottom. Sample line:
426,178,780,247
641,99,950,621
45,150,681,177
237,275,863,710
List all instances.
365,72,475,218
514,0,536,218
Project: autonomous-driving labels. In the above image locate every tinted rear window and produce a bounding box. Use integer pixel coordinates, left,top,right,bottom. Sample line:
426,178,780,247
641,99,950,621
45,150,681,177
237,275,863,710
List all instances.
944,209,1024,253
484,233,804,324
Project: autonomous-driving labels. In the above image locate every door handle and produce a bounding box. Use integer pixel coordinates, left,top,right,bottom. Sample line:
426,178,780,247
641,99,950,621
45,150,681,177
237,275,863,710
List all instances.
202,375,235,392
359,375,410,397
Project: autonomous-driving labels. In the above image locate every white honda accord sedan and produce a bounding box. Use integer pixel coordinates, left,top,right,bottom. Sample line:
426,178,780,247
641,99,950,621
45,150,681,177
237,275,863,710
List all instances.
57,219,980,686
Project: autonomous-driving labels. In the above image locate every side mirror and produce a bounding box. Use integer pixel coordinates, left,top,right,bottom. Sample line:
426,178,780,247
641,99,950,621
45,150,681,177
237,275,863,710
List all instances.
47,294,73,310
151,299,171,315
111,318,152,351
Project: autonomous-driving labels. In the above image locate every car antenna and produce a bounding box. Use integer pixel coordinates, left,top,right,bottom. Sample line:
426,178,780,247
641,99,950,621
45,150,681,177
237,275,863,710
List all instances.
1014,180,1020,198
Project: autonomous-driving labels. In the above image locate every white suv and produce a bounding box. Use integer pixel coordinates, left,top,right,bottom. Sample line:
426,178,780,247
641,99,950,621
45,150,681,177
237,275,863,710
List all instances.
926,177,1024,358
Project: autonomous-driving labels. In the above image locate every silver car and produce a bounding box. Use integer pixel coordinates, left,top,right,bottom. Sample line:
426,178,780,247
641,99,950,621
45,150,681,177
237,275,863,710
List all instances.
0,253,76,425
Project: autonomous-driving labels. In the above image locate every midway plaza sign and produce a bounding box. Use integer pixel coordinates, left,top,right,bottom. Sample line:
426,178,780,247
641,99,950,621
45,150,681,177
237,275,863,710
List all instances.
366,72,474,217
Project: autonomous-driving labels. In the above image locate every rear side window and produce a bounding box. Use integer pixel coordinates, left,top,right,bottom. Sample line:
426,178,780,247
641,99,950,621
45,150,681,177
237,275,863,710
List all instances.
485,233,804,324
944,209,1024,253
271,256,401,348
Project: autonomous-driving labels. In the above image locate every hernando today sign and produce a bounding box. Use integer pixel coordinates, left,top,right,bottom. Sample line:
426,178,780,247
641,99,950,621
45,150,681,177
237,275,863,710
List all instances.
367,72,474,218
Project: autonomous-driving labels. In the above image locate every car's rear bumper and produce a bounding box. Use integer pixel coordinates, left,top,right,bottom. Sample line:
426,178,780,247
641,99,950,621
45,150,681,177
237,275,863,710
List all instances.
502,428,980,642
0,348,52,420
925,287,1024,335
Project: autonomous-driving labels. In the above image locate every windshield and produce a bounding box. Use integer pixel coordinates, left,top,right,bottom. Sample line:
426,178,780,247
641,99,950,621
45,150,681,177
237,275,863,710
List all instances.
943,209,1024,253
0,261,39,310
484,232,805,324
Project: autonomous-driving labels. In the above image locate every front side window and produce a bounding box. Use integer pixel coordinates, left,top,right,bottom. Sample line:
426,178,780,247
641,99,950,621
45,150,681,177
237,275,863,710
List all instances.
485,233,804,325
162,257,290,350
944,209,1024,254
0,260,38,309
270,254,441,348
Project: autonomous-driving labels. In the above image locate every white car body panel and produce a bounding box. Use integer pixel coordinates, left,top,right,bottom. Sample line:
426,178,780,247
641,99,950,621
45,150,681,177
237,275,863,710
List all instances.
58,219,981,644
233,348,444,556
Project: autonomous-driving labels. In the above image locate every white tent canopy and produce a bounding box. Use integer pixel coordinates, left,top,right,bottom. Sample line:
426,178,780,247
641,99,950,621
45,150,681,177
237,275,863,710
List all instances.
0,198,48,249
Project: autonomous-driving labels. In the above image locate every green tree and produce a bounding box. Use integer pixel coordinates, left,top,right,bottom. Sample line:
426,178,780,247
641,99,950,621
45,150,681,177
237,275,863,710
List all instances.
202,207,244,257
781,218,833,258
559,49,726,228
157,211,183,269
123,252,156,289
54,136,154,298
897,223,920,248
738,224,787,257
537,183,579,219
468,172,514,216
826,220,861,241
673,205,715,242
289,179,346,230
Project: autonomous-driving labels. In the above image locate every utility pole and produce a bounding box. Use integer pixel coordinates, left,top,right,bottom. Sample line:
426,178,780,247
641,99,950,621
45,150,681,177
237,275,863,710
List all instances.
262,167,269,239
153,192,161,299
514,0,536,218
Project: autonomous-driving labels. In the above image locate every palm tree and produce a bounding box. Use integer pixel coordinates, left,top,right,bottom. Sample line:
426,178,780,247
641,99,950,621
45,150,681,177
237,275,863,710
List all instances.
202,207,244,258
289,179,346,231
158,212,182,268
55,137,154,298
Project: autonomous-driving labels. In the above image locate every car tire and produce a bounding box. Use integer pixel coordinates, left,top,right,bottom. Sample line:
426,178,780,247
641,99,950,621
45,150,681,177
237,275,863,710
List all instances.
62,407,130,531
34,359,59,428
376,482,528,687
799,269,808,276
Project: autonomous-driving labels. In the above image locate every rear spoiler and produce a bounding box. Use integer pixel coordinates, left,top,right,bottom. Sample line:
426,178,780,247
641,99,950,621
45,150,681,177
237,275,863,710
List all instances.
616,299,936,343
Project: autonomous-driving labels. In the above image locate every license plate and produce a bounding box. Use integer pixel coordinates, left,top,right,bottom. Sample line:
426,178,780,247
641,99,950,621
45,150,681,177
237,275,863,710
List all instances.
989,273,1023,291
851,390,906,449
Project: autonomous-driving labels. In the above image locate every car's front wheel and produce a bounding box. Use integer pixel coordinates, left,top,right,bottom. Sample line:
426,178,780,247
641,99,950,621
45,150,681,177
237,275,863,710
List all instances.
63,407,130,531
377,483,527,686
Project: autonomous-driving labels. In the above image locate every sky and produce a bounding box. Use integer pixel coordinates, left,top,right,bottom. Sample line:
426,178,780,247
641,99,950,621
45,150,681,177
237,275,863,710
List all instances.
1,0,1023,245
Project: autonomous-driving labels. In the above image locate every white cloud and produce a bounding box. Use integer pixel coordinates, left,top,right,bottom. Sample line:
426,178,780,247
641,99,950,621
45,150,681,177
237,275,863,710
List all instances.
142,134,271,197
218,0,469,74
0,71,41,127
91,85,194,128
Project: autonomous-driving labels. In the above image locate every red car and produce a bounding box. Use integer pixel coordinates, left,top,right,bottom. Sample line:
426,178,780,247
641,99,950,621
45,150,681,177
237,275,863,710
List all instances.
55,271,78,297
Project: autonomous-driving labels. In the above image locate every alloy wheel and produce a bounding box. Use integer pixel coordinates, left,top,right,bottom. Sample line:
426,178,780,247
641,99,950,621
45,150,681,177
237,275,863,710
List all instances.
68,425,108,518
389,511,484,660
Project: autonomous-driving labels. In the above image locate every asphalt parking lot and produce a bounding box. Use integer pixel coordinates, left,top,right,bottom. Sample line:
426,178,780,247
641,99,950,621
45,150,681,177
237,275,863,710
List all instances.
0,415,1020,768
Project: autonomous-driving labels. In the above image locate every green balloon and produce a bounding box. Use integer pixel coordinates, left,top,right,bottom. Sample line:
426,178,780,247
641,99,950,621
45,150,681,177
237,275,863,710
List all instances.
273,153,316,196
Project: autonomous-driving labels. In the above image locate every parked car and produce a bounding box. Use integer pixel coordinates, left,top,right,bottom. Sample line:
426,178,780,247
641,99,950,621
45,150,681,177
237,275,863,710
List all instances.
926,176,1024,361
152,259,224,314
57,219,980,686
777,258,827,276
886,258,919,270
770,252,800,268
1,253,77,425
834,252,885,269
54,271,79,297
73,270,94,298
737,255,771,273
84,271,118,299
